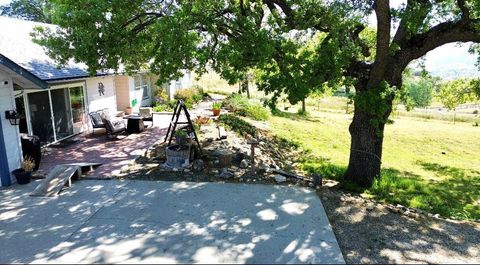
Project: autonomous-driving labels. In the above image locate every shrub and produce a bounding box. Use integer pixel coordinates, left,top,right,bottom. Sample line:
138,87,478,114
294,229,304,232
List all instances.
244,103,270,121
152,100,176,112
217,114,257,137
222,93,249,112
222,93,270,121
174,86,205,107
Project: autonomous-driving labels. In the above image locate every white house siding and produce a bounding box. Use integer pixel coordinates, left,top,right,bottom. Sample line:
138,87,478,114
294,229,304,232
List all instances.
0,71,22,185
86,76,117,116
167,71,192,100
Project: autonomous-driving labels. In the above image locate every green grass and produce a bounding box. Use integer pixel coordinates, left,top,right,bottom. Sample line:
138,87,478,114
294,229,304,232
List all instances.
270,110,480,220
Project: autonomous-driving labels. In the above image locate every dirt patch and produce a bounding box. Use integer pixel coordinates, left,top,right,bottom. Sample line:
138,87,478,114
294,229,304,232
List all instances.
320,186,480,264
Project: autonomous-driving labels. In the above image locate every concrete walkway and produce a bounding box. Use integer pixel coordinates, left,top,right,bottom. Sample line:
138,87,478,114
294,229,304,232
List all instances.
0,180,344,264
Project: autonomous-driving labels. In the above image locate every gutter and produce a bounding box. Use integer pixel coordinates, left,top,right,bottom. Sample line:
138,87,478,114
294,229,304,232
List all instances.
0,54,48,89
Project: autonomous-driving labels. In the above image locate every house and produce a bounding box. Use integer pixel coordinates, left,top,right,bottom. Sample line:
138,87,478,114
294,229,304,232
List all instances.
0,16,192,186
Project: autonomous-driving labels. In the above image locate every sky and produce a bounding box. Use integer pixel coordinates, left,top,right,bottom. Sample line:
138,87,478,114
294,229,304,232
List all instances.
0,0,478,79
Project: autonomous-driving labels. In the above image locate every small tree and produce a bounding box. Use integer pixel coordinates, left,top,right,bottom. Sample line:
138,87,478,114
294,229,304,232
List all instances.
439,78,477,123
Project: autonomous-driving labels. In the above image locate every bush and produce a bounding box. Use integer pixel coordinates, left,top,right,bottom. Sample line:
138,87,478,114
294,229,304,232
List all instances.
153,100,176,112
222,93,270,121
174,86,205,107
217,114,257,137
244,103,270,121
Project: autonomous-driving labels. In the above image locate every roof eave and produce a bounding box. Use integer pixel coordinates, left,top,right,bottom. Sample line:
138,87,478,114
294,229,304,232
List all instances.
0,54,48,89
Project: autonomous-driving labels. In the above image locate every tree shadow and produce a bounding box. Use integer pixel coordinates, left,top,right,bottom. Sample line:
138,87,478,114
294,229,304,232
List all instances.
0,179,344,264
272,110,321,122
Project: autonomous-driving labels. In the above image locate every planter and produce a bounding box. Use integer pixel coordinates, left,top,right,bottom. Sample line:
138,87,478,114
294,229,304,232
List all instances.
212,109,221,116
166,145,191,168
175,135,192,146
12,169,31,185
125,107,133,115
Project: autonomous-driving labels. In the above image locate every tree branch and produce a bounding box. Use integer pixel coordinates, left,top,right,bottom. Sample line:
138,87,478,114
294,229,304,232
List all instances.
392,0,431,47
367,0,391,87
263,0,296,28
457,0,470,21
397,19,480,67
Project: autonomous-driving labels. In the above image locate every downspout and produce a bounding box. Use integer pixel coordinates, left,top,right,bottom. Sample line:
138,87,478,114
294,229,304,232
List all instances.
0,117,12,186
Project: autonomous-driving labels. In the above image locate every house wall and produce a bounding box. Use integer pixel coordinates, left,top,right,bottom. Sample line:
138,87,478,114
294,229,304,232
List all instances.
86,76,117,116
128,75,152,113
167,71,192,100
114,75,130,112
0,71,23,186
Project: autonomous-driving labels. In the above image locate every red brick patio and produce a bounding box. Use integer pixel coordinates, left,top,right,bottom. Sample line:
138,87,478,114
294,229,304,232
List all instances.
38,125,168,179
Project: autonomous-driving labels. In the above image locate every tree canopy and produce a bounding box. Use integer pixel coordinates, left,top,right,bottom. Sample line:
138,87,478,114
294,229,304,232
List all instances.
0,0,52,23
34,0,480,187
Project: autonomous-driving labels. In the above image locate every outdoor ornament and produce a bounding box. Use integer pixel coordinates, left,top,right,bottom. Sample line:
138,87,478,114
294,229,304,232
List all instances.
131,98,138,107
98,82,105,96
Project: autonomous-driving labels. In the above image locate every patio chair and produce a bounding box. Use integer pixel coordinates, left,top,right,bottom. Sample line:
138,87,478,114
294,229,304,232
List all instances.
139,107,153,122
89,111,105,135
103,118,126,139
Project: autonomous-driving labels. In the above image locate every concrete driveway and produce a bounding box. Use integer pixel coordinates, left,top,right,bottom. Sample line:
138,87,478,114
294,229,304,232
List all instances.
0,179,344,264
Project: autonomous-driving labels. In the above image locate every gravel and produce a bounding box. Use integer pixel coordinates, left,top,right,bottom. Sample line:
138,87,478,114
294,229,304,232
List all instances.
320,187,480,264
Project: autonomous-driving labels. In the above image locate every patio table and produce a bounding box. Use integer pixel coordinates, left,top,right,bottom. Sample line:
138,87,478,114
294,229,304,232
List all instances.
126,116,145,133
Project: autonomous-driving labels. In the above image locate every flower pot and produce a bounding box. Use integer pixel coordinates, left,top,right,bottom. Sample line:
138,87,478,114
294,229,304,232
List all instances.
175,135,191,146
125,107,133,115
12,169,31,185
212,109,221,116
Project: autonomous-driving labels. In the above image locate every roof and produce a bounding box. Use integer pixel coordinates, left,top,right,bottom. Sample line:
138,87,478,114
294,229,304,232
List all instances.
0,16,101,82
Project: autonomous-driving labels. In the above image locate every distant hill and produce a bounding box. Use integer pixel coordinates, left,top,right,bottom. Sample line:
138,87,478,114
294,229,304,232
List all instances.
421,43,480,80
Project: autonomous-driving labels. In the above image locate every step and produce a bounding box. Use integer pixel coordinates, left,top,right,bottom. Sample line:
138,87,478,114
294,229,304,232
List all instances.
30,165,81,197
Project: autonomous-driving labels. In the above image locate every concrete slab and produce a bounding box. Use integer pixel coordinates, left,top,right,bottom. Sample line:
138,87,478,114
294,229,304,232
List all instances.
0,180,344,264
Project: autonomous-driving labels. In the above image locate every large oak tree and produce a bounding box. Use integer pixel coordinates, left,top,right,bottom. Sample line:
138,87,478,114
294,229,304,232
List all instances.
35,0,480,187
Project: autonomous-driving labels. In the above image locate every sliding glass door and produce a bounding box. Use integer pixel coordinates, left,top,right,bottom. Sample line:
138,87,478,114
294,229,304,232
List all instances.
51,88,74,140
26,85,86,145
27,91,54,144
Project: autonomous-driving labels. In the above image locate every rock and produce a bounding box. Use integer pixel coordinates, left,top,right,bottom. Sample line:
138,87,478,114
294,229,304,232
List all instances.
220,168,234,179
184,169,190,172
312,174,323,188
240,159,249,169
192,159,205,172
308,182,314,187
270,163,280,170
433,214,440,219
172,167,178,172
388,207,400,213
274,174,286,183
233,153,245,163
408,212,419,218
366,204,375,211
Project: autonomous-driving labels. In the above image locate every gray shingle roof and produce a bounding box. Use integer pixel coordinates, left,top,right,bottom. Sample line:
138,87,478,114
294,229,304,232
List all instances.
0,16,92,81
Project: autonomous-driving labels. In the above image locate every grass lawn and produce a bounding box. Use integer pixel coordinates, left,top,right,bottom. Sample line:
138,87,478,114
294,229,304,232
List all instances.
270,110,480,220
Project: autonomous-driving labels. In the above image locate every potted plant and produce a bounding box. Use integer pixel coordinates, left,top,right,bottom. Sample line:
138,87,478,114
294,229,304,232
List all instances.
212,102,222,116
175,129,189,145
12,157,35,185
125,106,133,115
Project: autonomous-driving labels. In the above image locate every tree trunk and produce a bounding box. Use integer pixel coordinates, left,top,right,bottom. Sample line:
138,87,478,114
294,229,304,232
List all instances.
302,98,306,113
241,78,250,98
343,86,394,187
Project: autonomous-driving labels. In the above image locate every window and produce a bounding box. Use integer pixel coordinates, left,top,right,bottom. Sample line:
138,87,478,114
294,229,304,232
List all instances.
134,75,151,99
